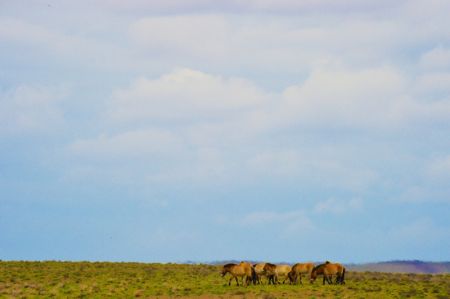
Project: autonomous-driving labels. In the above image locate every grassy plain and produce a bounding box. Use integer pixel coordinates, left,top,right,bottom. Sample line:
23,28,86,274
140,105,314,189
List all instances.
0,261,449,298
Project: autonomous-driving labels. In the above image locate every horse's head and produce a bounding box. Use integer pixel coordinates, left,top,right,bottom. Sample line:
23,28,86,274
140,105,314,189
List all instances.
220,267,228,277
221,263,234,277
310,268,317,283
287,270,296,284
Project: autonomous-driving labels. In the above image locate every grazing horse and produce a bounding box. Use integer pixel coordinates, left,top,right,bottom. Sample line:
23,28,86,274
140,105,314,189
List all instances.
253,263,267,284
263,263,292,284
288,262,314,284
221,262,253,286
310,261,346,285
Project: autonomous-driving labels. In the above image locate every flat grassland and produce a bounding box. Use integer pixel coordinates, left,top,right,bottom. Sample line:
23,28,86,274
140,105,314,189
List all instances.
1,261,449,298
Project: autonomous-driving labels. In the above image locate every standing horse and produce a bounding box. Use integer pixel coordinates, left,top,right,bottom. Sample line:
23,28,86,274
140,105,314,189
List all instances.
253,263,267,284
288,262,314,284
330,263,346,285
263,263,292,284
310,261,346,285
221,262,253,286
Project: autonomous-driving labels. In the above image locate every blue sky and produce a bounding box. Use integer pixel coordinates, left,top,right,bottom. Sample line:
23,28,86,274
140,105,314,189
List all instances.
1,0,450,263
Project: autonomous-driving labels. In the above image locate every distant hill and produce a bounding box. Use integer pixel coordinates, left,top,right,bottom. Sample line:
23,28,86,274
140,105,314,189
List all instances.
346,260,450,274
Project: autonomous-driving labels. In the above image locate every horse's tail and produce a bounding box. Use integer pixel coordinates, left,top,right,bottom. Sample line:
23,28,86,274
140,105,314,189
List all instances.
341,267,346,284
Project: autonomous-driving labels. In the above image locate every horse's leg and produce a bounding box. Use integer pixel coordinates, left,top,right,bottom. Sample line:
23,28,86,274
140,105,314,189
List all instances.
299,273,302,284
235,276,239,286
228,276,232,286
290,273,295,284
324,274,331,285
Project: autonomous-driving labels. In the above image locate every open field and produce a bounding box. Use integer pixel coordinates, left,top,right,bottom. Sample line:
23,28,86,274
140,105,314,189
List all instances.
0,261,449,298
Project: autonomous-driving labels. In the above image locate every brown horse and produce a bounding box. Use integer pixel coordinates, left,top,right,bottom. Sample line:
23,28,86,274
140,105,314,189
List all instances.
253,263,267,284
221,262,253,286
288,262,314,284
263,263,292,284
310,261,346,285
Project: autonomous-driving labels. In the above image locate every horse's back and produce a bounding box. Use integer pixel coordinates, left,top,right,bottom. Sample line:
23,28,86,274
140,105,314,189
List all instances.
239,261,253,275
324,262,344,275
254,263,266,274
293,262,314,273
275,264,291,276
263,263,277,275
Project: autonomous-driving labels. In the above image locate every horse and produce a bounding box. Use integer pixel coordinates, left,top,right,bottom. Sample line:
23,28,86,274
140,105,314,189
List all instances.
288,262,314,284
253,263,267,284
246,264,259,285
263,263,292,284
310,261,346,285
221,262,253,286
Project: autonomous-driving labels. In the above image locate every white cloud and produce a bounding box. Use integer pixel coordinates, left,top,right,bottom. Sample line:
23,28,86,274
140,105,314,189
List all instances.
108,68,269,123
280,66,408,128
58,64,450,191
107,66,427,133
127,14,415,74
0,85,65,134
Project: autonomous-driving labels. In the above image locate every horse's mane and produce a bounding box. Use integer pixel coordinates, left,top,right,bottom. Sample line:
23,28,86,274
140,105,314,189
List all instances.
312,263,326,272
223,263,237,268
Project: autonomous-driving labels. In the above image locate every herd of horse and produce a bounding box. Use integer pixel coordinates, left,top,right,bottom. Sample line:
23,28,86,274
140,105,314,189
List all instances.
221,261,346,286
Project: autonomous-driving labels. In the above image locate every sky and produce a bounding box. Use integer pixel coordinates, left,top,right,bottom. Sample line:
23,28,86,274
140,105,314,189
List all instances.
1,0,450,263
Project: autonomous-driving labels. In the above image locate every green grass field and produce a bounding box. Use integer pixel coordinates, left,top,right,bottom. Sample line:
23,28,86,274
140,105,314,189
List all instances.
0,261,449,298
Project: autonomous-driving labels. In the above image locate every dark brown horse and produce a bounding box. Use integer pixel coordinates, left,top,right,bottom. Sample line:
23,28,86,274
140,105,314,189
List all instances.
310,261,345,285
221,262,253,286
